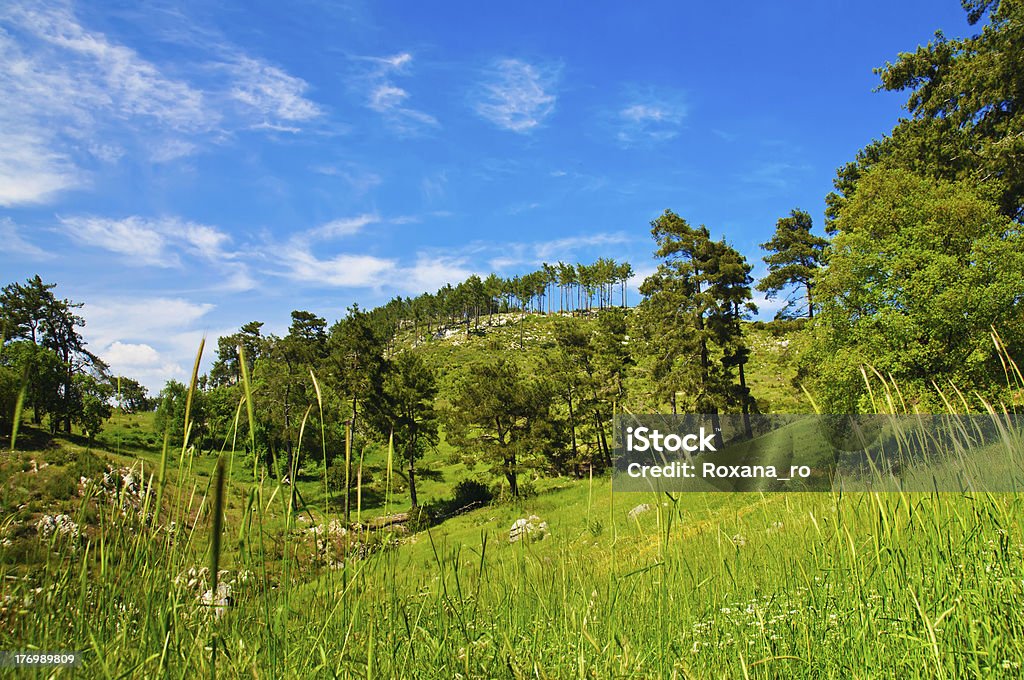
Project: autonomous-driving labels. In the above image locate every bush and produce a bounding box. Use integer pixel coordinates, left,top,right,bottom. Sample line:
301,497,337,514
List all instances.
412,480,495,531
326,461,347,490
449,479,492,513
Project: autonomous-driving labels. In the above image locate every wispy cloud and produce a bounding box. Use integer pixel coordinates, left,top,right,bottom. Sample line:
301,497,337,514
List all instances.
420,170,448,203
0,0,208,205
0,0,325,205
535,233,634,261
308,214,379,240
627,265,657,289
740,161,811,190
0,131,81,206
279,247,396,288
485,232,634,271
227,55,322,126
474,58,559,133
312,163,381,195
2,1,211,128
58,215,235,267
749,291,787,319
0,217,53,259
354,52,438,134
613,89,687,146
400,255,475,293
505,201,541,216
82,297,215,348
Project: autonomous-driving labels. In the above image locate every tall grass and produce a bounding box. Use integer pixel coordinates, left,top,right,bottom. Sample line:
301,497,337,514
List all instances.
3,337,1024,677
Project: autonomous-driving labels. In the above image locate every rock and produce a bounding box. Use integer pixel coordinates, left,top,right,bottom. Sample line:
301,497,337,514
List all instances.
36,514,80,541
509,519,529,542
509,516,548,543
201,582,232,618
307,519,348,537
367,512,410,529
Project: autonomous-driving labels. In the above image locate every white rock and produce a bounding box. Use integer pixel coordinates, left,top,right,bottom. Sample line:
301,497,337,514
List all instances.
509,518,530,543
201,582,232,618
509,516,549,543
36,514,80,540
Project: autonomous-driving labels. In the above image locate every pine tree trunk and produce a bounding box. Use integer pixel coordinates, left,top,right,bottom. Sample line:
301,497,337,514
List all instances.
738,361,752,439
408,457,418,509
567,390,578,464
505,462,518,497
596,414,611,468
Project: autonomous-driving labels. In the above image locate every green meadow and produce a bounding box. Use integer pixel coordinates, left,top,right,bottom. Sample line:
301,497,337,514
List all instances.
3,316,1024,678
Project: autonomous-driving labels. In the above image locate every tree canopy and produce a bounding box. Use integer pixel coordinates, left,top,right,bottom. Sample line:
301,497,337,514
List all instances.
810,165,1024,411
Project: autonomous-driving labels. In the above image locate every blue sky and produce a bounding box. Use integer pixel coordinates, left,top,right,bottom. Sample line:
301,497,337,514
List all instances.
1,0,973,391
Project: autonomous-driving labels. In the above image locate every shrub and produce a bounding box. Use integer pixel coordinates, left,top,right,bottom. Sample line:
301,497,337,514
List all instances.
449,479,492,513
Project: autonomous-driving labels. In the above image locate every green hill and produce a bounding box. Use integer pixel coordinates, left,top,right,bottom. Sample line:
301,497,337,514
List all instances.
5,315,1024,677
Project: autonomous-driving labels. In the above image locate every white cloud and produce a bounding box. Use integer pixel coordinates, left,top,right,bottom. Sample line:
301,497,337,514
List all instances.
0,132,81,206
2,2,210,129
534,233,633,261
474,59,558,133
398,256,474,293
627,265,658,289
149,139,197,163
227,56,321,124
280,246,396,288
60,215,171,266
749,291,790,319
483,233,634,271
220,264,258,293
369,84,409,112
0,0,325,206
355,52,438,134
104,341,161,367
310,214,379,240
82,297,215,349
58,215,234,267
371,53,412,69
614,91,687,146
181,222,232,259
80,297,222,392
0,217,53,259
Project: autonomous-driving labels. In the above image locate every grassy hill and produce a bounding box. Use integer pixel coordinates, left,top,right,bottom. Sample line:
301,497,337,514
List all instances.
3,316,1023,677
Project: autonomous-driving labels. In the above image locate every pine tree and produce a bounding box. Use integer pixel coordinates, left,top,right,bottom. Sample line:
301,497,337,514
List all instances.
756,208,828,319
